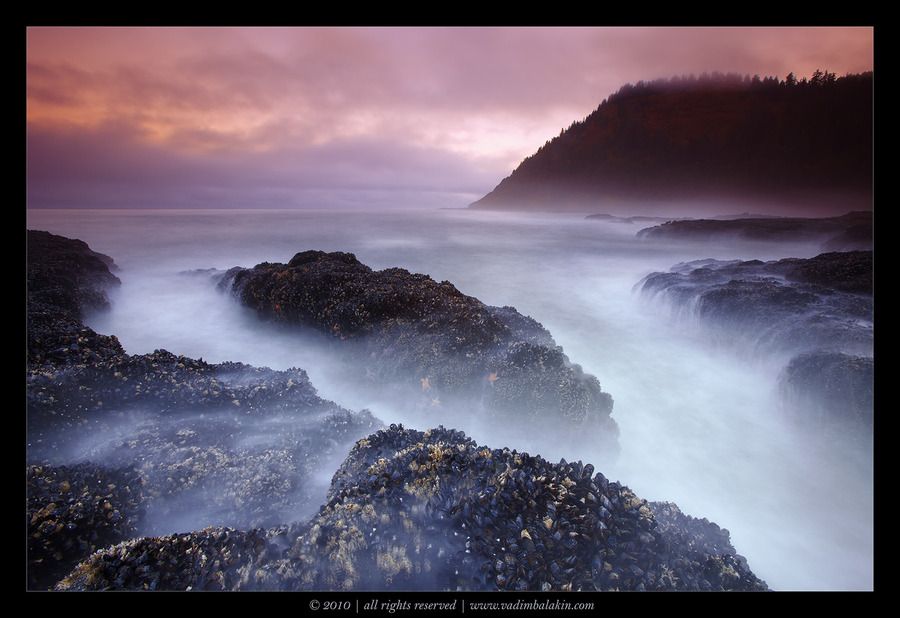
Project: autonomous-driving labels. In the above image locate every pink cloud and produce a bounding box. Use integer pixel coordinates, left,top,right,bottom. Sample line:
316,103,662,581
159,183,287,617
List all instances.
26,26,874,210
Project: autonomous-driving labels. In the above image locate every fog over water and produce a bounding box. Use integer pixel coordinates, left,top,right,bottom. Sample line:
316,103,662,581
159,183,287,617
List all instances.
26,207,874,591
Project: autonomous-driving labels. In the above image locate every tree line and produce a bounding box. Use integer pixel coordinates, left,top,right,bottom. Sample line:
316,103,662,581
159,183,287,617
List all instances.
608,69,859,103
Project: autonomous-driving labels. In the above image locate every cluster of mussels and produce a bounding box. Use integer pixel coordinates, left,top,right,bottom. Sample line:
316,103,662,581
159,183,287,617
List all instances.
55,527,271,591
27,462,145,590
48,425,768,591
238,425,768,591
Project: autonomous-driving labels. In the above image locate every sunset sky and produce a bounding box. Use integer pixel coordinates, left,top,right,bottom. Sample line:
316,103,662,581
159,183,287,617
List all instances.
25,26,875,210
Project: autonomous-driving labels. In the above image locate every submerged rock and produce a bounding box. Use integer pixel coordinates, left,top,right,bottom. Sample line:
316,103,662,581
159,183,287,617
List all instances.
638,251,872,357
57,425,769,591
637,250,873,434
215,250,619,460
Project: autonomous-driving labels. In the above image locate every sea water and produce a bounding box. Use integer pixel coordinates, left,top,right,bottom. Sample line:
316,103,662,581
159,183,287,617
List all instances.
25,207,874,591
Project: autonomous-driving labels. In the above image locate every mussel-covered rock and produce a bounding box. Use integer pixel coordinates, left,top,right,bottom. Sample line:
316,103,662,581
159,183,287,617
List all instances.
27,333,384,540
54,527,271,591
27,230,125,369
215,250,618,461
57,424,767,591
27,462,145,589
27,229,122,323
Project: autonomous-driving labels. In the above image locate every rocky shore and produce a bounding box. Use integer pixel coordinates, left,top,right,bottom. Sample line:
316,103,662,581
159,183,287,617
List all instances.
27,229,769,591
27,230,381,588
635,211,872,252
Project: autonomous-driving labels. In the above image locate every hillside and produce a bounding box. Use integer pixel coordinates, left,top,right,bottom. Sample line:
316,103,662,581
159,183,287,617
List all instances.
470,71,873,214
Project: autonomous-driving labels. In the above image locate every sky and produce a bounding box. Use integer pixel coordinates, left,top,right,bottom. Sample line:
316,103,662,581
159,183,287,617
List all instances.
25,26,875,211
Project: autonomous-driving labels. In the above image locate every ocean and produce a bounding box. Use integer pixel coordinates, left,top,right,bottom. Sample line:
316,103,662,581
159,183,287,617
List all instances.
25,206,874,591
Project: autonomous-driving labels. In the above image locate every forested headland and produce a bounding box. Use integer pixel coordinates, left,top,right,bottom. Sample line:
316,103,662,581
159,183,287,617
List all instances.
470,71,873,213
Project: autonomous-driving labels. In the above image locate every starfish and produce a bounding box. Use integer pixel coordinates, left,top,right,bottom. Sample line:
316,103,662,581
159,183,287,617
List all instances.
431,396,442,407
487,372,499,387
421,377,430,391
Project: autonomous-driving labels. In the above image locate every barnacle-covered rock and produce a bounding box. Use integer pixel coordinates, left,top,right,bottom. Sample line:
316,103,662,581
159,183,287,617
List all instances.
216,251,618,460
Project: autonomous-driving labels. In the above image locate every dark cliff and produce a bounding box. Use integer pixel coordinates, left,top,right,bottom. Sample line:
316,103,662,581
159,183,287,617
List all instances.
470,71,873,212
